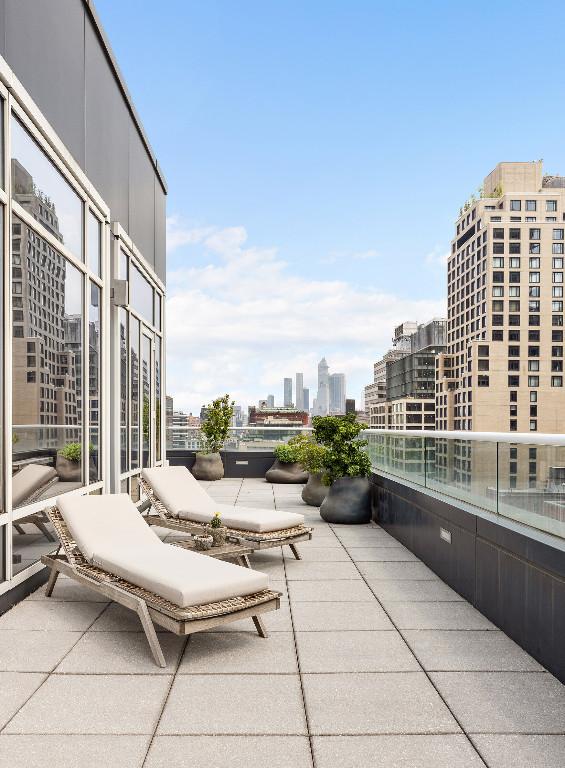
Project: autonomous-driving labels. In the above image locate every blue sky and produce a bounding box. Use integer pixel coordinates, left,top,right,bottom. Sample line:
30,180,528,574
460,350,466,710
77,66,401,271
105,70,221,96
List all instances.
96,0,565,413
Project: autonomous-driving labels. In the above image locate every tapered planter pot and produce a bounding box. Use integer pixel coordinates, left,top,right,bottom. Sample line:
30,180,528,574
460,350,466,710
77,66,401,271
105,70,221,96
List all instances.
265,459,308,484
192,452,224,481
55,455,81,482
320,476,371,524
302,473,329,507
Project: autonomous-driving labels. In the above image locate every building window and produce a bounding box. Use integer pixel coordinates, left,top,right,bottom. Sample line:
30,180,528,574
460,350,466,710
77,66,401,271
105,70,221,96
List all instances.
553,229,564,240
528,376,539,387
528,360,539,372
493,257,504,268
547,200,558,212
526,200,537,211
529,285,540,297
493,243,504,254
553,301,564,312
509,243,521,254
552,376,563,387
553,272,563,283
530,420,538,431
509,228,521,239
508,376,520,387
478,375,489,387
529,257,540,268
529,272,540,283
553,257,564,269
509,286,520,297
493,228,504,239
492,286,504,296
529,228,541,240
553,243,564,254
509,257,520,268
510,200,521,211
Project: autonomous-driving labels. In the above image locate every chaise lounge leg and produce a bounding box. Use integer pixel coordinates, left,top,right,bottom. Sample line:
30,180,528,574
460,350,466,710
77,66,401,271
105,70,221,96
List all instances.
288,543,302,560
136,601,166,668
252,615,269,638
45,565,60,597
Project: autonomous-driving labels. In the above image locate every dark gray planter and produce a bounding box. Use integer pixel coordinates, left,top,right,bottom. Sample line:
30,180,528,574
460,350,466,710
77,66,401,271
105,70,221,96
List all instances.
302,473,329,506
320,476,371,524
265,459,308,484
192,452,224,480
56,455,81,482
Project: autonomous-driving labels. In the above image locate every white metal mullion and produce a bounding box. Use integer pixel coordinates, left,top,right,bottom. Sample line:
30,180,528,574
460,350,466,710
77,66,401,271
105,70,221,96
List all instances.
4,95,13,584
82,205,88,489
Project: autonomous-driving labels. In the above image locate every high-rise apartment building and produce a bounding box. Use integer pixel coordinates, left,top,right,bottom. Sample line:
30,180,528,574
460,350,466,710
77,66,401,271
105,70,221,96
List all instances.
314,357,330,415
283,377,293,406
436,161,565,433
303,387,309,411
329,372,346,414
266,394,275,408
295,373,304,410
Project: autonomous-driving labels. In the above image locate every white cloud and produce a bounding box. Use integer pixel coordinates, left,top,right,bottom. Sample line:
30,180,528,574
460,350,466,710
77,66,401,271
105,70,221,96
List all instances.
166,216,215,253
425,245,450,268
165,222,446,413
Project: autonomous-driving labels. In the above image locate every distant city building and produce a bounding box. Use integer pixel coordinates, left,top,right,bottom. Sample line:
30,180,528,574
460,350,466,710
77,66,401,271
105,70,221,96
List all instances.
437,160,565,433
283,377,293,407
303,387,309,411
248,406,308,426
166,395,174,422
345,398,356,414
314,357,330,415
266,394,275,408
295,373,304,410
329,372,346,414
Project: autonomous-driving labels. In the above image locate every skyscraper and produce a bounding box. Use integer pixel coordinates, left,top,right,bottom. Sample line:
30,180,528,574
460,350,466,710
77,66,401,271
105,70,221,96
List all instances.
329,372,346,414
436,161,565,432
295,373,304,410
303,387,309,411
315,358,330,415
266,394,275,408
283,377,293,407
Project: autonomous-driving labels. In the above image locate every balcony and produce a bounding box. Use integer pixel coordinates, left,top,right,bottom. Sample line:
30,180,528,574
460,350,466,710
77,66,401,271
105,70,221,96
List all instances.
2,474,565,766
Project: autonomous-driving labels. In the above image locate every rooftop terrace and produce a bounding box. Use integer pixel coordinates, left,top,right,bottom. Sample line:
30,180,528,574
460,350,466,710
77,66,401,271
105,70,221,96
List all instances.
1,478,564,767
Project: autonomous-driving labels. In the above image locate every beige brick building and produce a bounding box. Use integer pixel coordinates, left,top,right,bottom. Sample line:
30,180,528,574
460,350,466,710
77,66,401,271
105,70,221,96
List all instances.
436,161,565,433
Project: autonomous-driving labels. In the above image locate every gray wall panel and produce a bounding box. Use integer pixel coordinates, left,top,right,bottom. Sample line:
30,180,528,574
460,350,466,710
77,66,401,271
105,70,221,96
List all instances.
5,0,85,166
85,13,129,231
154,178,166,283
0,0,6,57
129,123,155,270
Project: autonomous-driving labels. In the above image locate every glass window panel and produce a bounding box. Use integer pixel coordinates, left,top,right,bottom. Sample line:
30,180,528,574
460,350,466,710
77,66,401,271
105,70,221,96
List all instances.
142,334,151,468
11,117,83,259
89,282,101,482
119,308,128,473
88,211,101,277
155,336,161,462
131,264,154,324
120,249,128,281
11,215,83,571
154,292,162,331
130,316,140,470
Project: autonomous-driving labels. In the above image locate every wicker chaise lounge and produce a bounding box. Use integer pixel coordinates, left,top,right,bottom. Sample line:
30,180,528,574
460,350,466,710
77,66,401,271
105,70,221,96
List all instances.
140,465,313,560
41,493,281,667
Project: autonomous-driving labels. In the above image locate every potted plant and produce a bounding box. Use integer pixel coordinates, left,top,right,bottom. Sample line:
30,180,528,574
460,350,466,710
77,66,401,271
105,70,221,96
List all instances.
192,394,234,481
206,511,227,547
56,442,96,483
313,413,372,524
265,435,308,484
296,436,330,506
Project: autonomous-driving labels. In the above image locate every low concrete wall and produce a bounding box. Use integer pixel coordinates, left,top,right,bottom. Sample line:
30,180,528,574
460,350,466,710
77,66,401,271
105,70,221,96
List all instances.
167,450,275,479
372,472,565,684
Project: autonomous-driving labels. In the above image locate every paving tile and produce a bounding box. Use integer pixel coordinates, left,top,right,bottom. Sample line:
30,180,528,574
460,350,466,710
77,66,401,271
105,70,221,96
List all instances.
288,580,375,603
291,601,393,631
368,580,465,603
284,547,350,562
303,672,459,735
180,631,298,673
0,673,46,729
385,602,496,630
284,561,361,581
4,674,172,734
27,577,109,602
313,734,485,767
0,600,106,631
146,735,313,768
403,630,543,672
472,734,565,768
430,671,565,733
158,675,307,734
55,631,186,674
296,631,419,673
357,562,438,580
347,546,419,562
209,600,293,633
0,734,150,768
0,630,81,672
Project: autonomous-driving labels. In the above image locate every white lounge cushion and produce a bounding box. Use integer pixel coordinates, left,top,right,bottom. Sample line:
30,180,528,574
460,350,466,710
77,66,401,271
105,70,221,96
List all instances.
179,503,305,533
12,464,57,507
93,542,269,608
58,493,160,561
142,465,215,518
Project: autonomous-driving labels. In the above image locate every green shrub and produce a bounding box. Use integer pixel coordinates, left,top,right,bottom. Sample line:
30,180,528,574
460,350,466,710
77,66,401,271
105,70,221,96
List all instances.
274,442,300,463
200,394,234,454
58,442,82,463
210,511,223,528
312,413,371,485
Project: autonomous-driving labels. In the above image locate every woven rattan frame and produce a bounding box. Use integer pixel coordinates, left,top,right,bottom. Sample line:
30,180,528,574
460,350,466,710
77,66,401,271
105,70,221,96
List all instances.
139,477,313,545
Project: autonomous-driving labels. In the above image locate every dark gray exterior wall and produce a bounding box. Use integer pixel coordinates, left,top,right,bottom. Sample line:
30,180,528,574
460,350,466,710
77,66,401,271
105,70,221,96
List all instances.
0,0,166,281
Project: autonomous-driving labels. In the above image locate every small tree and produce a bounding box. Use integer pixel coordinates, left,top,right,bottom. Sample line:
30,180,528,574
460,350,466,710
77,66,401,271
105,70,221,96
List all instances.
200,394,234,454
312,413,371,485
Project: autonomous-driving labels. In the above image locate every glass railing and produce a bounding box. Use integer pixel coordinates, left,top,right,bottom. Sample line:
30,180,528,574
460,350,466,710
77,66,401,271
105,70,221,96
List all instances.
366,430,565,541
166,426,312,452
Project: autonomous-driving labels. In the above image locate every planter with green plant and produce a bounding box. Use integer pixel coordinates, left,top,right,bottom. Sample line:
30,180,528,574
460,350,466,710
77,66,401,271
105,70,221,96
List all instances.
206,511,227,547
193,394,234,481
313,413,372,523
295,436,330,506
56,442,96,483
265,435,308,484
